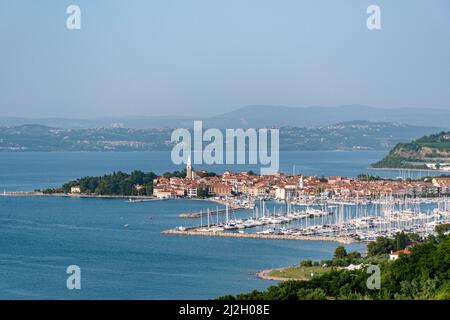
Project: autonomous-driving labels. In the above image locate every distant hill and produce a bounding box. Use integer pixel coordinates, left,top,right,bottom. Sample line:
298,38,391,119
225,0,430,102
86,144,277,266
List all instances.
0,121,442,152
0,125,173,151
0,116,194,129
204,105,450,128
1,105,450,129
372,131,450,170
281,121,443,151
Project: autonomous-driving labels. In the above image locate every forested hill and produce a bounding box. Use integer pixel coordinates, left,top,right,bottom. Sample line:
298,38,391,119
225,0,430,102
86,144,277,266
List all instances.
372,131,450,169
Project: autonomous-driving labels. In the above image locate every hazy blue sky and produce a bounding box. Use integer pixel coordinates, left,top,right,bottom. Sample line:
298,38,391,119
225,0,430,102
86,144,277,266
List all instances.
1,0,450,118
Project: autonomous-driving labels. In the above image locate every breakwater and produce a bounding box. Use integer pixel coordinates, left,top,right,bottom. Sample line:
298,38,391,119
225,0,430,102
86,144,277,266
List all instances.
161,228,357,244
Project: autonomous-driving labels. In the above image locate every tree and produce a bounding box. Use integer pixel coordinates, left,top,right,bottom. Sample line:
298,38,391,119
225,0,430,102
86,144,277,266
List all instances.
163,169,186,179
297,288,327,300
346,251,362,261
334,246,347,259
197,187,209,198
395,232,408,251
368,236,394,256
436,223,450,235
300,259,313,267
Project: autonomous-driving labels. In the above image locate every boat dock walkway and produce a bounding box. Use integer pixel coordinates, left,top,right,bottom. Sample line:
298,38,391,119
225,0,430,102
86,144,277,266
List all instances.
179,206,247,218
161,228,357,243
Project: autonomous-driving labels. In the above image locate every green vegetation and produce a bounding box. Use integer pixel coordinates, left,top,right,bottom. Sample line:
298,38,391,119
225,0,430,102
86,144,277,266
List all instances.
62,171,158,196
197,187,209,198
198,171,218,178
367,232,419,256
268,265,332,281
162,170,186,179
334,246,347,259
320,245,371,267
40,169,218,197
436,224,450,235
416,132,450,148
299,259,313,267
372,131,450,169
40,170,159,196
219,234,450,300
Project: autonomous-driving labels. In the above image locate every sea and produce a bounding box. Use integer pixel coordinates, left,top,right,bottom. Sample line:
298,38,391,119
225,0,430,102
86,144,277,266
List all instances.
0,151,440,299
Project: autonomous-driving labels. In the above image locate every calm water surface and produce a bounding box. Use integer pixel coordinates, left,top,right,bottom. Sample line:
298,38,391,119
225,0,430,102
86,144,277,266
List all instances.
0,150,435,192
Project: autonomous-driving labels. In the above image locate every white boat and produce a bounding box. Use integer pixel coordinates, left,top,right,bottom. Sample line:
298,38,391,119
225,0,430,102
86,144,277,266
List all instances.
209,226,224,232
257,228,274,234
223,224,238,230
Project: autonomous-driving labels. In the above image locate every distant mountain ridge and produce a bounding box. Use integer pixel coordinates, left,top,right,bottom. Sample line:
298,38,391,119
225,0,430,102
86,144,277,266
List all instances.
204,105,450,128
1,105,449,129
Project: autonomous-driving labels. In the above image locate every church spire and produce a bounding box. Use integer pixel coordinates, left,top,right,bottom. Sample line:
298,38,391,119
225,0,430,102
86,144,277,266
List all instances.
186,155,192,179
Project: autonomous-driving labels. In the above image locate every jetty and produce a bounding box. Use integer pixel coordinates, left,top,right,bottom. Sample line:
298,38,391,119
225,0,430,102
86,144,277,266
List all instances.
161,228,357,244
0,192,158,200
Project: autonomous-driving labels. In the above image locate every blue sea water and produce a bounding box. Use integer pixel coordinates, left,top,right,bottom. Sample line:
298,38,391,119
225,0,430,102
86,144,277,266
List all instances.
0,150,435,192
0,151,432,299
0,196,366,299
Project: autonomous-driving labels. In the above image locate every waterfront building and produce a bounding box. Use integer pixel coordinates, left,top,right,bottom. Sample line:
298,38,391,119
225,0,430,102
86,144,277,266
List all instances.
70,186,81,193
153,186,174,199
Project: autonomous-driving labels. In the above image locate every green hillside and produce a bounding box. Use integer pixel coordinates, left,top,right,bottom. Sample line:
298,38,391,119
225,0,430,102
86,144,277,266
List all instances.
372,131,450,169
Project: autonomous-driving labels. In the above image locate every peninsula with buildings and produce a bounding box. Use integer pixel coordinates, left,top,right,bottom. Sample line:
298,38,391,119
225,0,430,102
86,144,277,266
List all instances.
31,155,450,244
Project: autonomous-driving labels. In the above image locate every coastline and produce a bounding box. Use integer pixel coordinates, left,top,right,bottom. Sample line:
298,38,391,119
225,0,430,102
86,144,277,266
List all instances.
0,192,160,199
0,192,238,206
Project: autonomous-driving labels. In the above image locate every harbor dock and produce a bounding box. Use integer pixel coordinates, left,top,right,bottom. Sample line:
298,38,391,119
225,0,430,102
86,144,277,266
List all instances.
164,197,450,243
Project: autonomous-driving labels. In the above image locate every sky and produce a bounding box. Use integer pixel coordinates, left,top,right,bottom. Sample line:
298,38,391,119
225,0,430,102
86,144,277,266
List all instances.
0,0,450,118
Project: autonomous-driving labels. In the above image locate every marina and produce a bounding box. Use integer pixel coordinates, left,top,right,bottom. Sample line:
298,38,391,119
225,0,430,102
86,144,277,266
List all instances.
178,197,254,218
163,197,450,242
